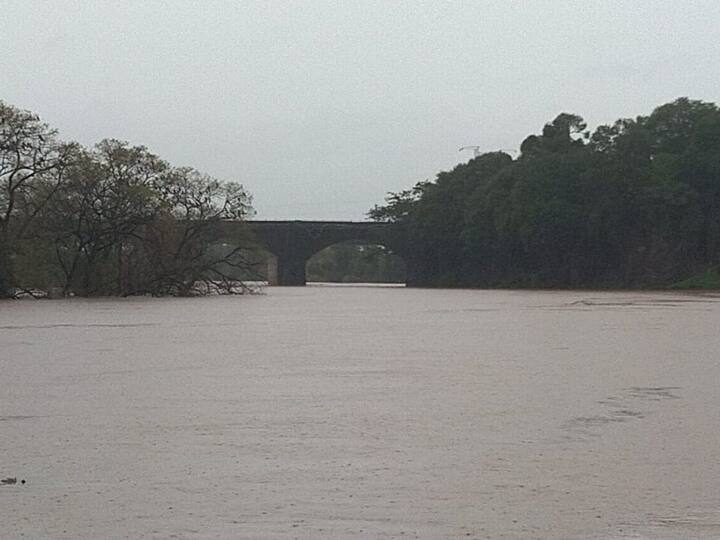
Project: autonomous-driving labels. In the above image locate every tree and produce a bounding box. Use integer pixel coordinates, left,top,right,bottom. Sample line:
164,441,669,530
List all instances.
28,138,257,297
126,167,256,296
38,140,169,295
367,182,428,223
0,102,75,297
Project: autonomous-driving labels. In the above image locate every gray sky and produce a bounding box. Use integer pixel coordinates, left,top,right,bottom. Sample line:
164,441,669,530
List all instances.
2,1,719,220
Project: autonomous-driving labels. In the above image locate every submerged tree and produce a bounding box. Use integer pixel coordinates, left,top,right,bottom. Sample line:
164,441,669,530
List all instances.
125,167,257,296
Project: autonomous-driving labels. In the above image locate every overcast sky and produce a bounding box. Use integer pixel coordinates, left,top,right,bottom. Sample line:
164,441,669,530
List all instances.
2,1,719,220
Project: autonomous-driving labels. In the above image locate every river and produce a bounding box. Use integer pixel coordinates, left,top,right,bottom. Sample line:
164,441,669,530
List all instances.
1,286,720,539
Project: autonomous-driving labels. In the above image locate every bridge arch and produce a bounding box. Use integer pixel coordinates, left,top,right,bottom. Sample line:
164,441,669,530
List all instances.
305,240,407,284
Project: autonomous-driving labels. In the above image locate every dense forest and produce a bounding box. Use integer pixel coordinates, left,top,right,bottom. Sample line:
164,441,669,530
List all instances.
370,98,720,289
0,101,257,298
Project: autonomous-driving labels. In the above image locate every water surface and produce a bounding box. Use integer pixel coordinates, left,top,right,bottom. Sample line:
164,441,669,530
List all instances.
2,287,720,539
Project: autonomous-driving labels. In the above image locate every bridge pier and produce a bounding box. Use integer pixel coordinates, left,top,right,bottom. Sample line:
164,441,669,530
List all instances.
273,255,307,286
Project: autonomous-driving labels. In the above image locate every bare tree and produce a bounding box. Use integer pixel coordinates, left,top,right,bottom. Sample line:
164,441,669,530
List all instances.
125,167,259,296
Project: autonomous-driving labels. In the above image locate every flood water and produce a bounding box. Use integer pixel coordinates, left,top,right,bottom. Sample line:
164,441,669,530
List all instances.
2,286,720,539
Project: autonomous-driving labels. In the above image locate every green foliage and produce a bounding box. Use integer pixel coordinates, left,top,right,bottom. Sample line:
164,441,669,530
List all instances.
371,98,720,288
367,183,428,223
670,268,720,290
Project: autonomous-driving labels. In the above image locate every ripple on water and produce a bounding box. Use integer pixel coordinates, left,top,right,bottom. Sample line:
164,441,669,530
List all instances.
562,386,681,439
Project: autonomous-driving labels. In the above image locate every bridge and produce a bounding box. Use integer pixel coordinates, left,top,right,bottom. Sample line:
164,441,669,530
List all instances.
216,220,409,286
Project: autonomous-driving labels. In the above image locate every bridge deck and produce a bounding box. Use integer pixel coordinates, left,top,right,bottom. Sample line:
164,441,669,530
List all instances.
247,220,386,226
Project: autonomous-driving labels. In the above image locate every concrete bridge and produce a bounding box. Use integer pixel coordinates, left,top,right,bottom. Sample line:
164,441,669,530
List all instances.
216,220,408,286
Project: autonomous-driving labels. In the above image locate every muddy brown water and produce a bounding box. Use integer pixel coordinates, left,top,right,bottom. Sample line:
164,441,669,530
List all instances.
2,286,720,539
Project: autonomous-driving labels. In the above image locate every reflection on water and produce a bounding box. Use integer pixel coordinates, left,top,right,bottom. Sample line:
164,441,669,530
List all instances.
1,288,720,539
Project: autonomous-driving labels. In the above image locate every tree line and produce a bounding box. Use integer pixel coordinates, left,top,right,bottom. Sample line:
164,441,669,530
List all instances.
0,101,257,298
370,98,720,289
